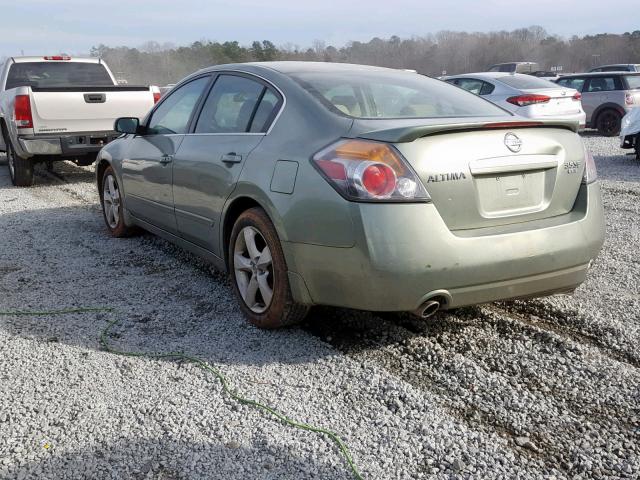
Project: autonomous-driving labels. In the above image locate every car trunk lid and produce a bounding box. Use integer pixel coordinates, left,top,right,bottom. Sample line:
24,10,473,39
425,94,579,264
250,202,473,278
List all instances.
353,119,584,231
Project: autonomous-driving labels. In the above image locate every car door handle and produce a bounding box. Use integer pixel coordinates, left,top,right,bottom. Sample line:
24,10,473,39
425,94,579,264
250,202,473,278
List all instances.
159,154,174,165
221,153,242,164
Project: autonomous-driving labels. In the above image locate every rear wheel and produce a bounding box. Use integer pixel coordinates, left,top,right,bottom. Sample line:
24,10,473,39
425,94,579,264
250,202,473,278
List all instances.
229,207,309,328
3,128,33,187
596,109,622,136
100,166,135,237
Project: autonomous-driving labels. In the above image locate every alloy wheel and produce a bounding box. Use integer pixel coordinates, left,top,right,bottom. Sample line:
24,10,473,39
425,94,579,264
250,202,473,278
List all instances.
102,174,121,229
233,226,274,313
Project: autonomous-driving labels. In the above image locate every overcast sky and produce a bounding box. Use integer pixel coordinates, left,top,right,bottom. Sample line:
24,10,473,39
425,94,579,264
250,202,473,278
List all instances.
0,0,637,58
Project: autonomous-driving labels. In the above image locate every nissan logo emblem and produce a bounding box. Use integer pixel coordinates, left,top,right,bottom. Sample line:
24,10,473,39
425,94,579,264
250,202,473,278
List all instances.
504,132,522,153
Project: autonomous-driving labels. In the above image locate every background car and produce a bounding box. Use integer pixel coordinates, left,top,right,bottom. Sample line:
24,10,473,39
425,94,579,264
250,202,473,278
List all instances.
444,72,586,126
487,62,539,73
95,62,604,328
555,72,640,135
589,64,640,73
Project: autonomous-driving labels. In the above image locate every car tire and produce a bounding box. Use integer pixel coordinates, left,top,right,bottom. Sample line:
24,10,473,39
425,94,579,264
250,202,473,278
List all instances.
635,137,640,160
229,207,309,329
3,127,34,187
596,109,622,137
100,166,136,237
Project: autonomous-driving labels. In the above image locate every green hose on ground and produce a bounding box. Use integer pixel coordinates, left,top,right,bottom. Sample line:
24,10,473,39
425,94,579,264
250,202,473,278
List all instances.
0,307,364,480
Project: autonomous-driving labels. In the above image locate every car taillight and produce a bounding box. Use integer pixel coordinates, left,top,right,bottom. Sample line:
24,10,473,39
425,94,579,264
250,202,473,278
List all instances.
43,56,71,60
14,95,33,129
625,93,635,106
506,94,551,107
572,92,582,101
582,142,597,184
153,92,161,104
312,139,430,202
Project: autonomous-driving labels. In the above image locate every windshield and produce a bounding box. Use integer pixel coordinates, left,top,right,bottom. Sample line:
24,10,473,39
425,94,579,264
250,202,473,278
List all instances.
289,71,507,119
6,62,114,89
497,75,559,90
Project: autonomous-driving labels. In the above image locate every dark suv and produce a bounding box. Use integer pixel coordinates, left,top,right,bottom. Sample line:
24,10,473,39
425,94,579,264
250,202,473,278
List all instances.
556,72,640,135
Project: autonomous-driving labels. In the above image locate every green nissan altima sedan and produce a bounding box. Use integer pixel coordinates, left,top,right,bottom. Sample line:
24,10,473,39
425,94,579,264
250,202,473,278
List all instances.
96,62,605,328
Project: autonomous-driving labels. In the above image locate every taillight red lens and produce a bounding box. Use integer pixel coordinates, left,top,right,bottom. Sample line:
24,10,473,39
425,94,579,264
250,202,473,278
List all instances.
361,163,396,197
312,139,430,202
506,94,551,107
572,92,582,101
153,92,161,104
43,56,71,60
14,95,33,129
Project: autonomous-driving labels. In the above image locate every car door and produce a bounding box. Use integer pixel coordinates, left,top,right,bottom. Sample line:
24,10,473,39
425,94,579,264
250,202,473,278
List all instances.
559,77,591,120
172,73,283,256
121,76,211,234
583,76,621,124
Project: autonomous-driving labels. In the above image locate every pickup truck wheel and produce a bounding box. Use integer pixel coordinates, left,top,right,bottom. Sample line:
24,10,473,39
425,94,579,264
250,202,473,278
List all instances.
229,207,309,329
100,166,135,237
596,109,622,137
4,133,33,187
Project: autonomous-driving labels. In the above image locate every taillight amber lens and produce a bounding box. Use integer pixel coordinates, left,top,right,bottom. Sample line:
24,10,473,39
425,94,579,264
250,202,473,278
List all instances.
312,139,430,202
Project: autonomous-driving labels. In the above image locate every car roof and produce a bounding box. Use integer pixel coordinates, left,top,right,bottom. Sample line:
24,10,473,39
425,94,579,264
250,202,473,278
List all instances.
560,71,640,78
10,56,101,64
200,61,400,75
444,72,530,80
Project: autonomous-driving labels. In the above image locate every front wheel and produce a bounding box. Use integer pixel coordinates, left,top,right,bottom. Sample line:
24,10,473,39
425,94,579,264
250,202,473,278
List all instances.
229,208,309,328
100,166,136,237
4,132,33,187
596,109,622,137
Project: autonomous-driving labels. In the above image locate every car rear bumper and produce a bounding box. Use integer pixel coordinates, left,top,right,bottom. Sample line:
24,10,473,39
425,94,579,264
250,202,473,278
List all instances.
16,131,119,158
284,182,605,312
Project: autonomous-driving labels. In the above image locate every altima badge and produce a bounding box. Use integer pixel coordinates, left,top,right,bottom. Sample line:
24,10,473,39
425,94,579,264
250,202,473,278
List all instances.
504,132,522,153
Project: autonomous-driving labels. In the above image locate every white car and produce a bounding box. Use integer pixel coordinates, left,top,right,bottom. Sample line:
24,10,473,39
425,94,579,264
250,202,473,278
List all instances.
444,72,586,128
0,56,160,186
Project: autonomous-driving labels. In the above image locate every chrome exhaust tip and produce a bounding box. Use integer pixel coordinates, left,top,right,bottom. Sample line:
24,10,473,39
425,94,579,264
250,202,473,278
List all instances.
413,300,441,319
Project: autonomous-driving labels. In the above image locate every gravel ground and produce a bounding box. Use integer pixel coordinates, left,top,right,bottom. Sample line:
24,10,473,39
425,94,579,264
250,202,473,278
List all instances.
0,134,638,479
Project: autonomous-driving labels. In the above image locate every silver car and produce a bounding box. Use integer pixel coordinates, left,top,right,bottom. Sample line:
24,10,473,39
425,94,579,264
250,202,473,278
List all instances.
444,73,586,127
556,72,640,136
95,62,605,328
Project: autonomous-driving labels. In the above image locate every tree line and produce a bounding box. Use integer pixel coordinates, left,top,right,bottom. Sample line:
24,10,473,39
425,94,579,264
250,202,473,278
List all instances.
83,26,640,85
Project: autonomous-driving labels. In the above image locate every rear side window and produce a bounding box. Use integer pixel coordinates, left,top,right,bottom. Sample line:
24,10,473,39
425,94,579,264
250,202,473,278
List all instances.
249,90,281,133
586,77,619,92
557,77,585,91
5,61,114,89
195,75,269,134
456,78,485,95
623,76,640,90
497,75,558,89
290,71,507,119
147,77,210,135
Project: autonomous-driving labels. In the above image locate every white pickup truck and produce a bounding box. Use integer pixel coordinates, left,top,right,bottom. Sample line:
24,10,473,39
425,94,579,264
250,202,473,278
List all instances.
0,56,159,186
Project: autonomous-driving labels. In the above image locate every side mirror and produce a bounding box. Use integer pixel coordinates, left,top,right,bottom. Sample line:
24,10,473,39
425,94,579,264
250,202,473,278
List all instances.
114,117,140,135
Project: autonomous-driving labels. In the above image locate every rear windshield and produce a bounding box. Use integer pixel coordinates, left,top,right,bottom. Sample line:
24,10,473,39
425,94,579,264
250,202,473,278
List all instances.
496,75,559,90
289,71,507,119
5,62,113,89
624,75,640,90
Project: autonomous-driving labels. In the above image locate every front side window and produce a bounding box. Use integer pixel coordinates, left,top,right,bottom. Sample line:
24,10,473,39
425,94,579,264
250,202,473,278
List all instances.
290,71,507,119
586,77,618,92
195,75,267,134
147,76,210,135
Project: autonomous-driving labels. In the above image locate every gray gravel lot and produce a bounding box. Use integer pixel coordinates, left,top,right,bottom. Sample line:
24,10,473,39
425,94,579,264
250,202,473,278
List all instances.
0,133,638,479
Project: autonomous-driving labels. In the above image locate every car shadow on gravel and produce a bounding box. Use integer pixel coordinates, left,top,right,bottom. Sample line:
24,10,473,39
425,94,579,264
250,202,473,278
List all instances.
8,438,342,479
